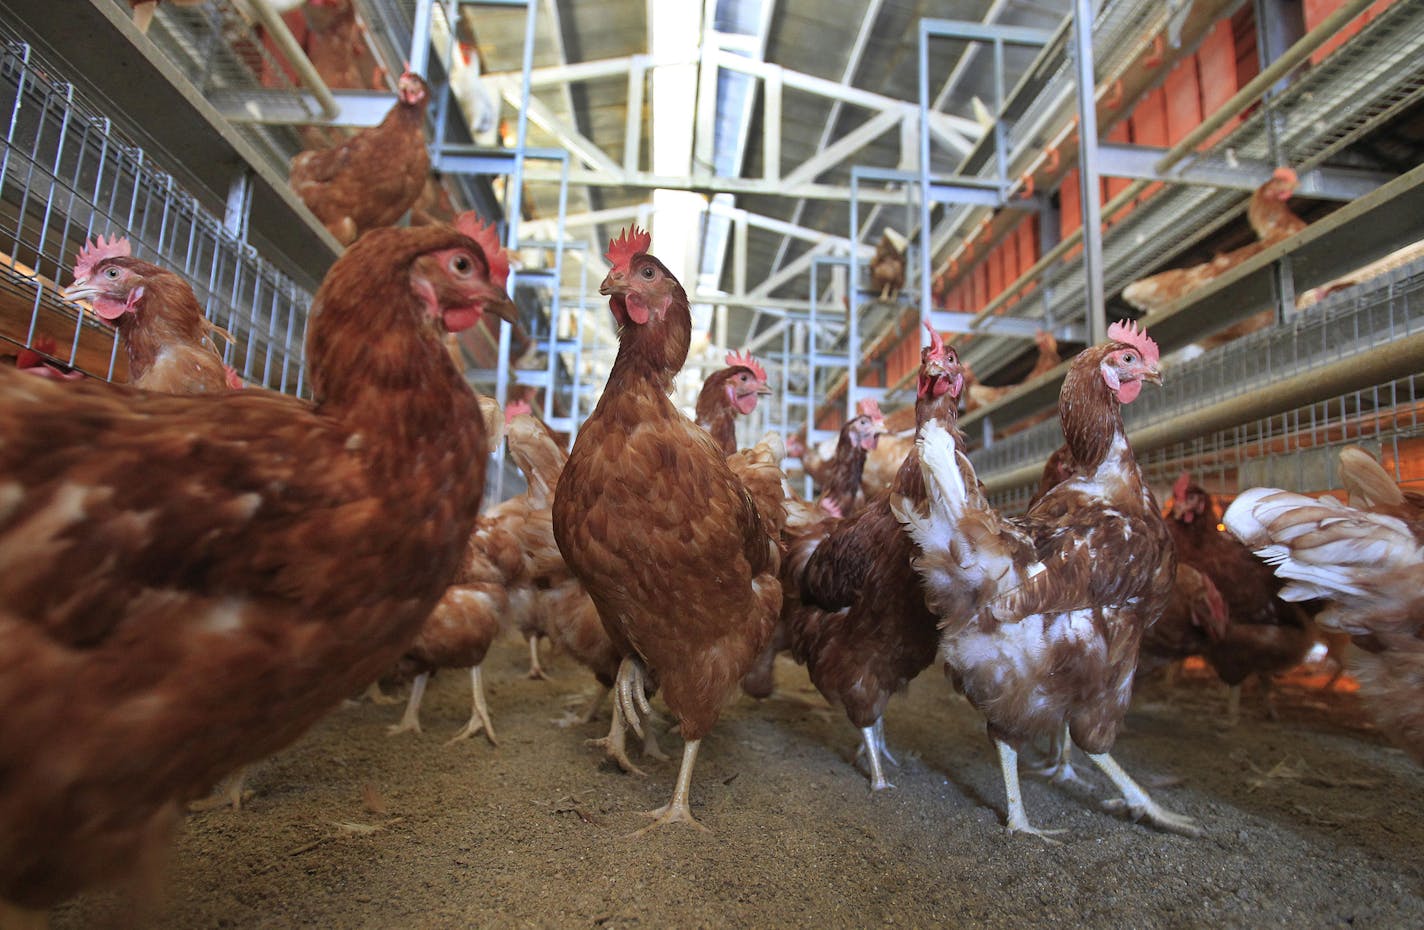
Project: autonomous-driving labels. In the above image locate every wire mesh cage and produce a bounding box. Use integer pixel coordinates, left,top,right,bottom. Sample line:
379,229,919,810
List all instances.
979,253,1424,510
0,34,313,394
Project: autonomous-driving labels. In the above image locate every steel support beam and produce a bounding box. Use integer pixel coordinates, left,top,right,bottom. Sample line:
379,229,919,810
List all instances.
1070,0,1106,345
1097,143,1389,200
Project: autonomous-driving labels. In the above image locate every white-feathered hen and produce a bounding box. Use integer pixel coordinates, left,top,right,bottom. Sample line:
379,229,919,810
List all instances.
896,321,1198,839
1223,452,1424,763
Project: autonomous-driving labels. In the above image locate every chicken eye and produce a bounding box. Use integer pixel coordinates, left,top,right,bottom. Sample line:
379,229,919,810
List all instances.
640,266,655,279
104,267,119,279
1122,352,1136,364
450,254,473,275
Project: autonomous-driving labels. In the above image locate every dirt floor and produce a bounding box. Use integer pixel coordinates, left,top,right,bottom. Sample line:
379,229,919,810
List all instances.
54,636,1424,929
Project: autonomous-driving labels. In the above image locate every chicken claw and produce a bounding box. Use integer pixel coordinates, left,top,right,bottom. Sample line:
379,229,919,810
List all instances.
445,666,498,746
1089,751,1201,837
362,681,405,705
614,656,654,739
628,740,710,836
1027,725,1092,789
854,720,895,791
554,684,610,728
587,698,646,776
996,739,1064,844
386,672,429,736
527,636,550,680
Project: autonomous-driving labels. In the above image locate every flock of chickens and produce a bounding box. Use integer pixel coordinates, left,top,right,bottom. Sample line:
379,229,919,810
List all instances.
2,203,1420,922
1,32,1420,920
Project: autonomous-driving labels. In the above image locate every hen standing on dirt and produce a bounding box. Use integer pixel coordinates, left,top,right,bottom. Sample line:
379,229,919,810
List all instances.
0,223,516,920
786,324,965,790
898,321,1197,838
552,227,784,832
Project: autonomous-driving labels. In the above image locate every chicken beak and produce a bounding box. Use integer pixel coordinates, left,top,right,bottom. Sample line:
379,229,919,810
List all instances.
481,280,519,324
599,270,627,297
1142,365,1163,386
756,383,773,396
61,279,99,303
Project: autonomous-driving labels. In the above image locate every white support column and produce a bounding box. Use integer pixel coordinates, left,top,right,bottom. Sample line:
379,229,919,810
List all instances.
763,69,782,182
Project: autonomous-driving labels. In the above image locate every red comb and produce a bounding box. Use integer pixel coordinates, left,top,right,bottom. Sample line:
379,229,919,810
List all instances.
73,234,131,282
1107,319,1159,367
724,349,767,384
923,320,946,358
454,212,510,287
1272,166,1298,185
605,226,651,272
504,398,532,424
856,398,883,422
1172,471,1191,501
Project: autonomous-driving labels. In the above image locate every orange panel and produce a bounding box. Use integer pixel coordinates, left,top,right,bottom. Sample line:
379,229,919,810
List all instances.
1232,7,1260,89
1002,231,1019,291
1104,121,1132,202
1060,169,1082,239
1164,56,1204,145
1018,216,1038,269
1131,88,1169,147
987,245,1004,300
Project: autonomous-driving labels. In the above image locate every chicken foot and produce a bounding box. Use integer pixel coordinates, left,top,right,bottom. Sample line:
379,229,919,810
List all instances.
994,739,1064,844
853,718,897,791
526,636,550,680
586,697,646,777
362,681,405,705
1090,751,1201,836
387,672,430,736
630,739,709,836
446,666,498,746
554,683,611,728
614,655,656,741
188,767,252,812
1026,724,1092,788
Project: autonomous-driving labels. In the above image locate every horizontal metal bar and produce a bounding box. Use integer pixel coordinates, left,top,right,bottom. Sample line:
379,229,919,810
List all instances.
210,89,398,127
919,17,1055,46
1098,143,1391,200
435,152,521,174
928,181,1007,208
930,309,1068,339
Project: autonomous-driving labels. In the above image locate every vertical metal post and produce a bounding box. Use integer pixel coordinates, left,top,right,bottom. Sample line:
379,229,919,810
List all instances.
1071,0,1106,344
992,37,1007,193
223,167,252,242
848,174,860,420
409,0,433,77
505,0,537,250
917,20,933,345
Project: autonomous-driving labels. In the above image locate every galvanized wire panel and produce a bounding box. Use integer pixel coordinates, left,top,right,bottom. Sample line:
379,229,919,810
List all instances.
977,253,1424,507
0,37,313,395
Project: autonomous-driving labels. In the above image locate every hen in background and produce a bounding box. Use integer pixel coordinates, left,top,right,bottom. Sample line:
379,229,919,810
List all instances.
814,398,887,518
10,335,84,382
61,235,233,395
383,220,514,746
786,325,965,790
963,329,1061,413
1122,168,1304,316
552,227,786,830
695,349,772,456
898,321,1197,837
1166,473,1316,724
869,228,907,301
0,222,517,919
289,69,430,245
1225,448,1424,763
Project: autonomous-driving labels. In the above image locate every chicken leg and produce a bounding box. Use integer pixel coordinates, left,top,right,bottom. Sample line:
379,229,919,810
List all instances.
554,683,611,728
527,636,550,680
853,718,897,791
1027,724,1091,788
446,666,497,746
187,767,252,812
995,739,1064,843
1090,751,1200,836
363,681,405,705
387,672,430,736
586,697,645,776
631,739,709,835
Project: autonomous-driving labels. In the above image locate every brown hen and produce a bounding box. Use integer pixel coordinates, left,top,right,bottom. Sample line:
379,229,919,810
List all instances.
552,227,785,831
289,69,430,245
0,222,516,917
